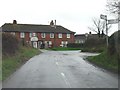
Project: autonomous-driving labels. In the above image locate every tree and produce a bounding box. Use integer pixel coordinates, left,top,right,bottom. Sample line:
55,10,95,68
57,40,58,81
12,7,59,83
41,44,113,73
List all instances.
2,33,19,55
106,0,119,14
88,18,111,37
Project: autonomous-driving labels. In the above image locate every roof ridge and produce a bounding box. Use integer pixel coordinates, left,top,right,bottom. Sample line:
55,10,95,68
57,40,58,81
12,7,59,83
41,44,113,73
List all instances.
4,23,62,27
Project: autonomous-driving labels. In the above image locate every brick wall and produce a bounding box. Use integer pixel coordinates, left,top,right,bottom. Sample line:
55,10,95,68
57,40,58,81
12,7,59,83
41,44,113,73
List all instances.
10,32,75,47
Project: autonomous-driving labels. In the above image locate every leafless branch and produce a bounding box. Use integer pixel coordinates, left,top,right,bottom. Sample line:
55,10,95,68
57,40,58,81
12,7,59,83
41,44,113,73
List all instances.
88,27,98,33
106,0,119,14
88,18,111,35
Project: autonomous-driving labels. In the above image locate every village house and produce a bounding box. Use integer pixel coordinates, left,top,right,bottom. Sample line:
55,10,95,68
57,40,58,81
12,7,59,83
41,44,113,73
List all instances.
1,20,75,48
75,32,102,44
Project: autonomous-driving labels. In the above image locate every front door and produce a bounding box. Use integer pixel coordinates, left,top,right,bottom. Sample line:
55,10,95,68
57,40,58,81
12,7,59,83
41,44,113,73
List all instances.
33,41,37,48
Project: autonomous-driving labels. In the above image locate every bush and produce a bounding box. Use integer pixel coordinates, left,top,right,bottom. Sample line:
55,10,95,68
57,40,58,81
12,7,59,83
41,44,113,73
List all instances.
67,43,84,48
2,33,19,56
80,38,106,52
108,30,120,56
84,38,106,48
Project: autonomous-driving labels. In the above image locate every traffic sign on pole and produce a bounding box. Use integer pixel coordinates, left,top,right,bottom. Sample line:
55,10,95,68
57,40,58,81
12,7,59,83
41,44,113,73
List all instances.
100,14,107,20
108,19,118,24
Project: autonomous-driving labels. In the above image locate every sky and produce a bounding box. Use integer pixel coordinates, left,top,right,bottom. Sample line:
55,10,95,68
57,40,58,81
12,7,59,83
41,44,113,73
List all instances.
0,0,118,35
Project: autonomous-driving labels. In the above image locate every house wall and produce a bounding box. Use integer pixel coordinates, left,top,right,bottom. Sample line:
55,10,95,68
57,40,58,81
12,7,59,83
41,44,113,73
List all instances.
8,32,74,48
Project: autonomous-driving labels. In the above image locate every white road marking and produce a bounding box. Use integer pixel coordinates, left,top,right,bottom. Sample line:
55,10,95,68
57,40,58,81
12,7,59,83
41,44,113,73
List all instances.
56,62,59,65
61,72,71,88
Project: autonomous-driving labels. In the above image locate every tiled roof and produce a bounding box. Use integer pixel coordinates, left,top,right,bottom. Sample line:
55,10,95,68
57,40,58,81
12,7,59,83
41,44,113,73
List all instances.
2,23,75,34
75,34,86,39
75,34,100,40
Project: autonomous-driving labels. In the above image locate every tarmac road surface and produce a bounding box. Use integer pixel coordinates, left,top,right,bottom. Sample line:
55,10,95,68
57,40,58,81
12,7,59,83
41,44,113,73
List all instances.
3,50,118,88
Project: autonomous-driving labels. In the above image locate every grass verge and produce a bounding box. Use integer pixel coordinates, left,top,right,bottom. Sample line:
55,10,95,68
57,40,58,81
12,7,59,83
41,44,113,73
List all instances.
47,47,81,51
2,46,40,81
87,51,118,73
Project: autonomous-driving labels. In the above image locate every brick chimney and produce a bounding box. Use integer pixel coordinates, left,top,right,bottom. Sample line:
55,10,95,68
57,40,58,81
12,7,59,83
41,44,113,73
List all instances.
89,32,92,34
54,20,56,28
13,20,17,24
50,20,54,27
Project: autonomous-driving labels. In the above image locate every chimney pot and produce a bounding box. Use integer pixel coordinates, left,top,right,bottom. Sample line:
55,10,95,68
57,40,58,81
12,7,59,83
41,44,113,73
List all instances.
13,20,17,24
89,32,91,34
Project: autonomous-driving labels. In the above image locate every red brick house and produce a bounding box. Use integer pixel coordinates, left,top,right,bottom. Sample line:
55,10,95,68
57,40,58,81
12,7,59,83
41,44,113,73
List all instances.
2,20,75,48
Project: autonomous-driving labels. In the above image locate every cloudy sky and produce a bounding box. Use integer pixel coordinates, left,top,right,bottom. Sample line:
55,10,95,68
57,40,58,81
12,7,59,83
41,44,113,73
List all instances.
0,0,118,35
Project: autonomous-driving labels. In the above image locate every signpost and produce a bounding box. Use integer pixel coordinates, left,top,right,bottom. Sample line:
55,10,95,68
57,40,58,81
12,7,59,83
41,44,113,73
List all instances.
117,2,120,55
100,10,119,47
108,19,118,24
100,14,107,20
100,14,108,47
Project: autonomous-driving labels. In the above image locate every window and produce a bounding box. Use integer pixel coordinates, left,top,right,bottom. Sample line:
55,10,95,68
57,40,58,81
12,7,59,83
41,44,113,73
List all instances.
60,41,68,47
50,33,54,38
20,32,25,38
49,41,52,45
33,33,36,36
67,34,70,38
11,32,15,35
29,33,36,37
41,33,46,38
58,33,62,38
29,33,32,37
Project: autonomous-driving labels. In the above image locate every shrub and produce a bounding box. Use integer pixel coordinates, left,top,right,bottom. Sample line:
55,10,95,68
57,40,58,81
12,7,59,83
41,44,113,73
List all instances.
108,30,120,56
2,33,19,56
67,43,84,48
84,38,106,48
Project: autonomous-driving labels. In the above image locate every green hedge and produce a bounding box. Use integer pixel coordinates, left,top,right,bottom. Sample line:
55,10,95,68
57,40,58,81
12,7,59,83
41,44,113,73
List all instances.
67,43,84,48
2,33,19,56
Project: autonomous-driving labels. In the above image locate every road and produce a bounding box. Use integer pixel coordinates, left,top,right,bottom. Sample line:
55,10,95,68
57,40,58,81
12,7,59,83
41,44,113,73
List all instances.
3,50,118,88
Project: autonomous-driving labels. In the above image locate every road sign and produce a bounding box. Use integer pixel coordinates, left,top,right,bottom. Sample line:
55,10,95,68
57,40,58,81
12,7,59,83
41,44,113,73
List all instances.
108,19,118,24
100,14,107,20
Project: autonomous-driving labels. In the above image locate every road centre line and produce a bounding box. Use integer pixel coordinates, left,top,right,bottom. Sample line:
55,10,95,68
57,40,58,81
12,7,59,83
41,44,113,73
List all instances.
56,62,59,65
55,60,71,88
61,72,71,88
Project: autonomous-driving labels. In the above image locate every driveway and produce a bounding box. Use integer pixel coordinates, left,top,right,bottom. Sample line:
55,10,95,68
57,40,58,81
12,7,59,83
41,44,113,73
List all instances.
3,50,118,88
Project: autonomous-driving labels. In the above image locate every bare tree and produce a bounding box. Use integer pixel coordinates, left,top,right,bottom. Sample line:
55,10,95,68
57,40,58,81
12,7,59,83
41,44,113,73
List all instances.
88,18,112,37
88,18,107,37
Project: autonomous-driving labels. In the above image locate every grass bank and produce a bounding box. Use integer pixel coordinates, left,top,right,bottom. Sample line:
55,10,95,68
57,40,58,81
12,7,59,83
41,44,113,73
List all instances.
80,47,105,53
87,51,118,73
47,47,81,51
2,46,40,80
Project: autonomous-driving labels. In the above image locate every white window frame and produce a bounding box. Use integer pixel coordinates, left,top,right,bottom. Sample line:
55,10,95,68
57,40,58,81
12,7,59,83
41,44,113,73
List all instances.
49,41,52,45
32,33,36,37
29,33,36,37
67,33,70,38
29,33,32,37
11,32,15,35
50,33,54,38
41,33,46,38
58,33,62,38
20,32,25,38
